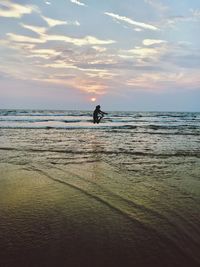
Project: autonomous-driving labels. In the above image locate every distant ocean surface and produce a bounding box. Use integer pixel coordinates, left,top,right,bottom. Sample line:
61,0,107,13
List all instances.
1,109,200,132
0,109,200,267
0,110,200,165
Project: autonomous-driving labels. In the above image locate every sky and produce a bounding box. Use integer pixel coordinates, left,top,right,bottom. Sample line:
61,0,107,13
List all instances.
0,0,200,111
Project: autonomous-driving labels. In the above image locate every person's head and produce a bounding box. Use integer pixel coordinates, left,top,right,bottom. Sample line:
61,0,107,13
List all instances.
96,105,100,110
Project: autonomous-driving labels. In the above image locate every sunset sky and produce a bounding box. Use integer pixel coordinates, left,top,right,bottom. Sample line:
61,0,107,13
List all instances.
0,0,199,111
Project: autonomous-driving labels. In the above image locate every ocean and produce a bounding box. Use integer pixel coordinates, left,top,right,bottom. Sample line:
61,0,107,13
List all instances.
0,110,200,267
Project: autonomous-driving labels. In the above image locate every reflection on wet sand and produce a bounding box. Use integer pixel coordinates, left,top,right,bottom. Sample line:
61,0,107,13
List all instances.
0,160,199,267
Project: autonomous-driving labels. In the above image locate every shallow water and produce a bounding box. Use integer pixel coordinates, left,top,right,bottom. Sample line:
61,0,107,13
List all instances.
0,110,200,267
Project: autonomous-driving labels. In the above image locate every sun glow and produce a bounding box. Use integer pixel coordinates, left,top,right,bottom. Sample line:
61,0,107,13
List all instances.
91,97,96,102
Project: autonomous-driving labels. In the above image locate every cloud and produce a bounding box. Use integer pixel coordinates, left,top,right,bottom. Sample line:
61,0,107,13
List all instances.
143,39,167,46
46,46,117,72
92,46,107,52
161,10,200,29
70,0,86,7
160,44,200,69
1,2,199,101
44,61,112,81
190,9,200,18
0,0,38,18
173,9,200,22
27,49,62,59
21,21,79,38
144,0,168,12
7,33,45,43
69,77,107,94
125,72,182,91
7,31,115,47
125,70,200,93
41,15,80,27
44,34,115,46
134,28,143,32
44,1,51,5
44,61,78,69
36,73,108,94
104,12,159,31
121,47,160,60
20,23,47,35
171,54,200,69
70,21,80,26
0,39,35,51
41,15,68,27
165,16,192,26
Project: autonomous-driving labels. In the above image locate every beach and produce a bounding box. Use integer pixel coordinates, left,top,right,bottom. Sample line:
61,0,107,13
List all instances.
0,110,200,267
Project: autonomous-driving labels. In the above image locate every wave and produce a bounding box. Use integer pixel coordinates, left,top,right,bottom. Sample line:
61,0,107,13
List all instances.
1,146,199,158
0,125,199,135
0,116,199,128
111,125,137,129
0,110,199,137
0,118,55,123
146,125,200,130
0,110,92,117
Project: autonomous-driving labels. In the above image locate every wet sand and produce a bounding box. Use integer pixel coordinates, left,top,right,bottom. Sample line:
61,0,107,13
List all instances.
0,161,199,267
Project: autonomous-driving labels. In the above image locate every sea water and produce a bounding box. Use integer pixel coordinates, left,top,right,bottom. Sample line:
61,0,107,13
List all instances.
0,110,199,179
0,110,200,267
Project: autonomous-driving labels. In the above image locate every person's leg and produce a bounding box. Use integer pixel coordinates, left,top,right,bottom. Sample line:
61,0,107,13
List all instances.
93,115,97,123
97,116,102,123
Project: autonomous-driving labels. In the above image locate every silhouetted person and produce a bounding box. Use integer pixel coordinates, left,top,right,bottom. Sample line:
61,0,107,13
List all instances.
93,105,108,124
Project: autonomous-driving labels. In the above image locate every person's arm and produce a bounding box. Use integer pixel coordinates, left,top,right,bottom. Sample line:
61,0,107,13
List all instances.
99,110,108,115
